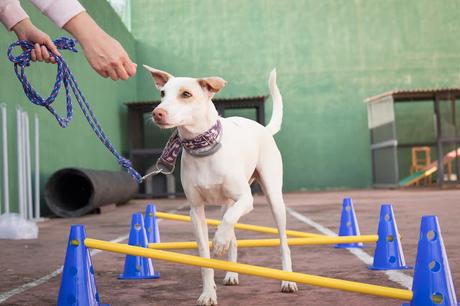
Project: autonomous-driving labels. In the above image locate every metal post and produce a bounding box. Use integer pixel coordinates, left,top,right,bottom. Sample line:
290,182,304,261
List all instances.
34,114,40,219
256,103,265,125
16,107,24,217
1,104,9,214
451,96,459,181
24,112,33,220
434,95,444,187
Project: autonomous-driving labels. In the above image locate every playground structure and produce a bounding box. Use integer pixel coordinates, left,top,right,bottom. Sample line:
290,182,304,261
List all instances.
400,147,460,187
366,88,460,188
56,199,459,305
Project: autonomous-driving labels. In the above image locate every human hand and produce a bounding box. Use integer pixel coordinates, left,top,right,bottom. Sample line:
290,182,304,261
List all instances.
79,31,137,81
64,12,136,80
11,18,61,63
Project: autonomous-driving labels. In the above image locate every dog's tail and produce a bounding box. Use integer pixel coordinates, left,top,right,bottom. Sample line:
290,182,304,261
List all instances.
265,68,283,135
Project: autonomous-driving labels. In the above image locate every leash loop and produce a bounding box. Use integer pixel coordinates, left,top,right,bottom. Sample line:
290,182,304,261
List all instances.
7,37,143,183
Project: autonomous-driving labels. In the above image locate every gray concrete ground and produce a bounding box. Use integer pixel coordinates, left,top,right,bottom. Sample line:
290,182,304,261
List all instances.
0,189,459,305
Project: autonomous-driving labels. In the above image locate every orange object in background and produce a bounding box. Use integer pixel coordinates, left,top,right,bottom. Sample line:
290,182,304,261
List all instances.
410,147,432,186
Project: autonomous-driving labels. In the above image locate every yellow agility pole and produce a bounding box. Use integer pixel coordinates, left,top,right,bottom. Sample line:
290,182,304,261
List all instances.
155,211,325,238
148,235,379,250
84,238,412,301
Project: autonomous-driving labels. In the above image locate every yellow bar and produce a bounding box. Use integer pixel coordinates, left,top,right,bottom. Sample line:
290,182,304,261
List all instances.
85,238,412,301
148,235,379,250
156,211,324,238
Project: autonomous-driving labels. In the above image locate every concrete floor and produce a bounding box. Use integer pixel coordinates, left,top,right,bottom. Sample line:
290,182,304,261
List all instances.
0,189,459,305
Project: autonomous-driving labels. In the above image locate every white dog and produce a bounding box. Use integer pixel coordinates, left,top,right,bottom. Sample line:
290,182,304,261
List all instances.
144,65,298,305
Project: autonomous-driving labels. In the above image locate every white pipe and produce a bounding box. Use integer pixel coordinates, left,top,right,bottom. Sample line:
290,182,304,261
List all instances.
24,112,33,220
21,109,27,219
34,114,40,219
20,110,28,219
1,104,9,214
16,107,24,217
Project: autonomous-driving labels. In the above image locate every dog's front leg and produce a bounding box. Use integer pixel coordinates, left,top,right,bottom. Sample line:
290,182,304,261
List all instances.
190,204,217,306
213,187,253,257
220,204,239,286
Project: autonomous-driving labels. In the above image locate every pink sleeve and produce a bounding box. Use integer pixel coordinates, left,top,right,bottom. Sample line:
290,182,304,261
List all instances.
0,0,29,30
30,0,85,28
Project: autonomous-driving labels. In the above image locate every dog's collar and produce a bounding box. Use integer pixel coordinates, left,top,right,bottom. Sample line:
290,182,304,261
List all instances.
151,119,223,175
182,119,223,156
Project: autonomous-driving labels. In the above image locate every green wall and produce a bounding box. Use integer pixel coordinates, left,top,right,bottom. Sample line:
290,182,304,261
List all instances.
0,0,137,213
132,0,460,191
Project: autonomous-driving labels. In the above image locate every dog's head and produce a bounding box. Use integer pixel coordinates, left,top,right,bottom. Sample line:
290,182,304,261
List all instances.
143,65,227,129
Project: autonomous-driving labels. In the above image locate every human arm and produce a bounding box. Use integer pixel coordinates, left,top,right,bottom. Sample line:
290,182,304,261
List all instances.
63,11,137,80
31,0,136,80
0,0,28,30
4,0,136,80
0,0,58,62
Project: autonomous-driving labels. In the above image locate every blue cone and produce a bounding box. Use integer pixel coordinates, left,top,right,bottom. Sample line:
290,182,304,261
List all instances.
369,204,410,270
403,216,459,306
57,225,107,306
144,204,160,243
335,197,363,248
119,213,160,279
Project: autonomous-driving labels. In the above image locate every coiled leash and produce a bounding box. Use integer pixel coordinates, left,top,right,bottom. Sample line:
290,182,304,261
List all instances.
7,37,145,183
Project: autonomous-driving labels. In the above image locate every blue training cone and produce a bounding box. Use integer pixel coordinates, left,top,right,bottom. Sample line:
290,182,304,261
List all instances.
57,225,107,306
335,197,363,248
369,204,410,270
403,216,459,306
144,204,160,243
119,213,160,279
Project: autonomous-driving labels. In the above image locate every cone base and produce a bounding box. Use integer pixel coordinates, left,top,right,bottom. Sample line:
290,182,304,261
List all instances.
335,243,364,249
368,265,412,271
118,272,160,280
401,304,460,306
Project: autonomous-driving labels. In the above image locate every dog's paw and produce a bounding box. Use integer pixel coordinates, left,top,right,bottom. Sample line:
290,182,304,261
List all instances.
212,227,233,257
196,288,218,306
223,272,239,286
281,281,298,293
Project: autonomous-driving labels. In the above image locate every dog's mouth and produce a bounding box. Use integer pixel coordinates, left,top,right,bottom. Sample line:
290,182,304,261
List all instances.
154,120,175,129
153,116,186,129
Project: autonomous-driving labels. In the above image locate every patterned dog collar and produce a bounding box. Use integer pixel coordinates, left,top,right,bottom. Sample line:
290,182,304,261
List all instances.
154,119,223,174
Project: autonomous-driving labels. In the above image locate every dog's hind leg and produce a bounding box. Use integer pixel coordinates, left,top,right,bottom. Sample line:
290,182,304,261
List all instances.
220,204,239,285
257,152,298,293
190,204,217,306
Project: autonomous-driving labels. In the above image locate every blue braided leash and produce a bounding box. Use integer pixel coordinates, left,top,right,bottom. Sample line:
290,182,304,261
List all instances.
7,37,143,183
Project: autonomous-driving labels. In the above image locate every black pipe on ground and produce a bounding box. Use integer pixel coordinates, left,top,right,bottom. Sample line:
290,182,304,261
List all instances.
45,168,138,217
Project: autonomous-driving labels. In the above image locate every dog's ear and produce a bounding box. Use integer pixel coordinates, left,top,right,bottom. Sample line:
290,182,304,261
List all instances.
143,65,173,90
198,77,227,97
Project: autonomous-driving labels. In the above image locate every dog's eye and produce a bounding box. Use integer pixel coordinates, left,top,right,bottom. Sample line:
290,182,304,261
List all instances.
160,90,165,98
182,91,192,98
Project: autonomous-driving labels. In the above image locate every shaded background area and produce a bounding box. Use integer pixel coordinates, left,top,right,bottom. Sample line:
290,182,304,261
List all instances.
2,0,460,213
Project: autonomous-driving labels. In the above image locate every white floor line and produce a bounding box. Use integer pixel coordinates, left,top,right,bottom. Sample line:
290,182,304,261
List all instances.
0,203,188,304
286,206,413,289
